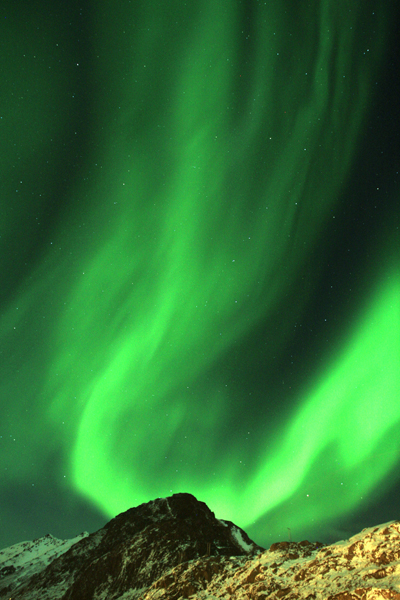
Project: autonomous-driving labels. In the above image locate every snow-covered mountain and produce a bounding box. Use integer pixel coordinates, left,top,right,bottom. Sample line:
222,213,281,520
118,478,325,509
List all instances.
0,531,88,597
143,522,400,600
1,493,399,600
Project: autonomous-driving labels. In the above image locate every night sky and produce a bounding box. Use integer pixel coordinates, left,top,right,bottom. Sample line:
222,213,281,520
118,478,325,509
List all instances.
1,0,399,551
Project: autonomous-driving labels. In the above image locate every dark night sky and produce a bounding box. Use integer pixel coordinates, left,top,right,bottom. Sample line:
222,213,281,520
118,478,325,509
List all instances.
0,0,399,551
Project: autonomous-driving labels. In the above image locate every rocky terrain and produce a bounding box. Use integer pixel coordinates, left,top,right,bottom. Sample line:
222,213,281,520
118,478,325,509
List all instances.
1,493,400,600
0,532,88,596
141,522,400,600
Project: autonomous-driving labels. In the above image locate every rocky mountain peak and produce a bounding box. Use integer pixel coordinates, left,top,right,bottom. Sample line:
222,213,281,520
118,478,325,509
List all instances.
1,493,262,600
2,495,400,600
104,493,216,534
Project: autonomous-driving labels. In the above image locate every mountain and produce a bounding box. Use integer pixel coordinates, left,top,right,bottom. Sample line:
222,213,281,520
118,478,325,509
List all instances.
0,531,88,597
0,493,262,600
1,493,399,600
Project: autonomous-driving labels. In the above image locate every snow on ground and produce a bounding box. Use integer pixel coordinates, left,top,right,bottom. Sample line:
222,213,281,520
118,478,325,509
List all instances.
0,532,88,567
3,515,400,600
0,531,89,595
217,520,228,527
231,526,253,552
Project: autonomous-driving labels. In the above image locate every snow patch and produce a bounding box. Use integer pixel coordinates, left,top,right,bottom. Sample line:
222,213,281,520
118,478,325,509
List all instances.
231,526,253,552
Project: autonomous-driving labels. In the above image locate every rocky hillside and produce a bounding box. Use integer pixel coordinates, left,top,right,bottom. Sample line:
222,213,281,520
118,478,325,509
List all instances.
0,493,262,599
1,493,400,600
141,522,400,600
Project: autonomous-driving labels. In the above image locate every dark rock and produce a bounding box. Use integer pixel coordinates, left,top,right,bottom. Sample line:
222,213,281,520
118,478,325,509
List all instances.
6,493,262,600
2,499,400,600
0,565,16,579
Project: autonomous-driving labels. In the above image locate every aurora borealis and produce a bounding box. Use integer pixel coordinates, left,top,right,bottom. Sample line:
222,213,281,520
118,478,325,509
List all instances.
1,0,399,550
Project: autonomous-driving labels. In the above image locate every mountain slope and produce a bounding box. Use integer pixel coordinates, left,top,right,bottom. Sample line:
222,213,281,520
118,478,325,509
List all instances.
1,494,400,600
141,521,400,600
0,532,88,597
1,493,262,600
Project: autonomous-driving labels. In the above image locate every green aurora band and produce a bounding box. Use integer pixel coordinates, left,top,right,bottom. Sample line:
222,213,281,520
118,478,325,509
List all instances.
1,0,399,544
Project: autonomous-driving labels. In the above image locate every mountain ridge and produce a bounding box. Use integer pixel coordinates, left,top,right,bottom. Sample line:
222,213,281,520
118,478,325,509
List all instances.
1,493,399,600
